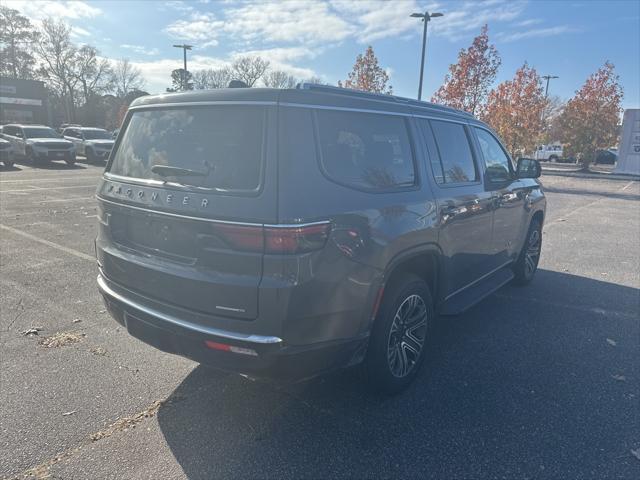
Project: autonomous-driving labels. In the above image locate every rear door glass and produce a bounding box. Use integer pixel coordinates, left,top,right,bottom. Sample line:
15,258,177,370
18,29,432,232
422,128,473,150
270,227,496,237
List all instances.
109,106,265,191
429,120,478,184
315,110,416,191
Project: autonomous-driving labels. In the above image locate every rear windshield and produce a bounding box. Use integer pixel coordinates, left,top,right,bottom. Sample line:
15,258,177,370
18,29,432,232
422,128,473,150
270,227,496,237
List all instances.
109,106,265,191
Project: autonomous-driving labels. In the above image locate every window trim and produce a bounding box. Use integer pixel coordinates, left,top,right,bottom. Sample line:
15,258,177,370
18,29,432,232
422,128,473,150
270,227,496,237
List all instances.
104,104,269,197
472,125,516,188
427,119,482,188
311,108,421,194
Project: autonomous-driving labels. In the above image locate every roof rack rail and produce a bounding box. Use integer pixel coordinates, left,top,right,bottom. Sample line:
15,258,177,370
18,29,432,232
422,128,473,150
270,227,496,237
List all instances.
297,83,474,118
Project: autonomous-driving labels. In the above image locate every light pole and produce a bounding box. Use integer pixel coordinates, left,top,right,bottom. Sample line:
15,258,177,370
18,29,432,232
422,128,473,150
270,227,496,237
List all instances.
172,44,193,90
541,74,559,124
542,74,559,98
411,11,443,101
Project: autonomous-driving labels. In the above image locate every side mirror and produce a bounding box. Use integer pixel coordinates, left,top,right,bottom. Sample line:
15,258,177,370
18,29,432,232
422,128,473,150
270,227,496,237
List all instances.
516,157,541,179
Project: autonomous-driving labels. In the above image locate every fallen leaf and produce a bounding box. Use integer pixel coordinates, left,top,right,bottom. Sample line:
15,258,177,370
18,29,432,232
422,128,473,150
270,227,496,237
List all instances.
606,338,617,346
612,374,626,382
39,332,85,348
73,319,82,323
62,411,76,416
21,327,43,336
631,448,640,461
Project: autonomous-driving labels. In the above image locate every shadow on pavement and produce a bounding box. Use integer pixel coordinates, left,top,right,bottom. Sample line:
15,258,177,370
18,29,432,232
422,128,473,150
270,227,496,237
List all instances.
157,270,639,479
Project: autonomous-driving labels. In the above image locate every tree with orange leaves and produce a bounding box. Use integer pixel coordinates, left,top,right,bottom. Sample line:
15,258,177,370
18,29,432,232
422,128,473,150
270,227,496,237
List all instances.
482,63,546,158
431,25,500,115
557,62,623,167
339,46,392,94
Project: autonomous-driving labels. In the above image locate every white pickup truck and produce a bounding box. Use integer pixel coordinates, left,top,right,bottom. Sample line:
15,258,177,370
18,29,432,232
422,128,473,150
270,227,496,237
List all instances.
533,144,564,162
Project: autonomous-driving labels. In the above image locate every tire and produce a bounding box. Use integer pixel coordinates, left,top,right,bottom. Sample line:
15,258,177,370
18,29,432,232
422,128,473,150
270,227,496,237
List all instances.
86,147,96,164
363,274,433,394
26,147,38,166
513,219,542,286
3,160,14,168
65,154,76,166
549,155,558,163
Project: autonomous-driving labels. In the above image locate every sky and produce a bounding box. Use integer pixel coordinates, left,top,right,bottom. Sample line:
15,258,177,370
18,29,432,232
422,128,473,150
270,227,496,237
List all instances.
6,0,640,109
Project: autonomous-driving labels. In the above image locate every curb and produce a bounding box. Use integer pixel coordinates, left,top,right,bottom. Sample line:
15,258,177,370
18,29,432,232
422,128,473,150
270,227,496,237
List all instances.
541,169,640,181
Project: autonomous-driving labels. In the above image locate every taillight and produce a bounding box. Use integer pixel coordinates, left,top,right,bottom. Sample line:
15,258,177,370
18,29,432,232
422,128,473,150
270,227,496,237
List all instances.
265,223,331,254
211,221,331,254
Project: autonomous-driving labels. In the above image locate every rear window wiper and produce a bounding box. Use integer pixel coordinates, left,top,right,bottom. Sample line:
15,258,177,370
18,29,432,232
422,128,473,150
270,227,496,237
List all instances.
151,164,208,177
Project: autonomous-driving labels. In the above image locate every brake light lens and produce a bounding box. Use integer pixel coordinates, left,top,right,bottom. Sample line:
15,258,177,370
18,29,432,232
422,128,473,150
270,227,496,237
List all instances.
265,223,331,254
211,221,331,254
205,340,258,356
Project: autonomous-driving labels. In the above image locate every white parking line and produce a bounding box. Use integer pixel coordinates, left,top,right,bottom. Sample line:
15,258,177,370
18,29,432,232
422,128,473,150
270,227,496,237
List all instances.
0,184,98,193
0,176,102,184
0,223,94,262
38,196,95,204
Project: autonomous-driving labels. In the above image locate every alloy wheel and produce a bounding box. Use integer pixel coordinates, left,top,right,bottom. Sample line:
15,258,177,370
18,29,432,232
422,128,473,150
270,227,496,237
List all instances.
524,228,541,277
387,294,428,378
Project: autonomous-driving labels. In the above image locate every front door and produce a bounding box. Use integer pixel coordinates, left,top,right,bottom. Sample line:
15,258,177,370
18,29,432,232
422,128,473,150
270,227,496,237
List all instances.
473,127,528,265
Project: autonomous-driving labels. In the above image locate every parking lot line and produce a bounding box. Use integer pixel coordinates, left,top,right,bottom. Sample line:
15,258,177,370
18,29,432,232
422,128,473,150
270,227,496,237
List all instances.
1,184,98,193
38,196,96,204
0,176,102,184
0,223,94,262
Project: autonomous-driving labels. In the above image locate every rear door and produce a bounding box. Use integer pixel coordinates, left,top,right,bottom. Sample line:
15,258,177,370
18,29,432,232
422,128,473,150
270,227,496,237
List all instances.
417,118,495,297
96,103,277,320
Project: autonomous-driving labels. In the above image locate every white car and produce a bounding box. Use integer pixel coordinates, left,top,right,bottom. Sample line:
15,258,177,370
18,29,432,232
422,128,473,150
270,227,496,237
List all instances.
62,127,115,163
1,124,76,166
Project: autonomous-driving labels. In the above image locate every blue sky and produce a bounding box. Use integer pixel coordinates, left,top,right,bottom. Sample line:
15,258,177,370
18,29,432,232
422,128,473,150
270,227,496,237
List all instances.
8,0,639,108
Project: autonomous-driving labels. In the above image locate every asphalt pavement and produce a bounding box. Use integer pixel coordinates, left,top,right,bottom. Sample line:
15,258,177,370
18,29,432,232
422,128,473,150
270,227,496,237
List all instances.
1,160,638,479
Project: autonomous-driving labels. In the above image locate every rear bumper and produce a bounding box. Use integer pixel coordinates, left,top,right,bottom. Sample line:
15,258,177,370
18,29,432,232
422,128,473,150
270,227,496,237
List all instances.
97,273,367,380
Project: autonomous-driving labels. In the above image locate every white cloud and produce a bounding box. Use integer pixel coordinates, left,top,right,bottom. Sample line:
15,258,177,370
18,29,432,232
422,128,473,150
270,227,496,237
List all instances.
231,46,320,64
70,26,91,37
164,11,222,48
222,1,353,45
4,0,102,20
497,25,577,42
120,44,160,56
515,18,543,27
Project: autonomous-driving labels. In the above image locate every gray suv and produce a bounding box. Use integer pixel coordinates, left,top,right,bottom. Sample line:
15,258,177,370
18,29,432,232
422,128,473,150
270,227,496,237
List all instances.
96,85,545,393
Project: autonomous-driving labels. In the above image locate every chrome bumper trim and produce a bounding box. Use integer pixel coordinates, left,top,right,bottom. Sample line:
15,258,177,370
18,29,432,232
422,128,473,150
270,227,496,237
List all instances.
97,274,282,344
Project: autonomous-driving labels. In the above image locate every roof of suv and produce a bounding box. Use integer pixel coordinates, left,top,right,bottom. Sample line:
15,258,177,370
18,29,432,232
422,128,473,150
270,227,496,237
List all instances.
129,84,476,122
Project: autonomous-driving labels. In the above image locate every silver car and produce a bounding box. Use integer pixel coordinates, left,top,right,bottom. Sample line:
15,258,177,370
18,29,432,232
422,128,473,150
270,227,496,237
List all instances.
1,124,76,166
62,127,115,163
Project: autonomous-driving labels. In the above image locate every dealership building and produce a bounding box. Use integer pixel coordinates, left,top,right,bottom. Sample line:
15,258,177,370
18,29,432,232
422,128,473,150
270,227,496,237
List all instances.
0,77,49,125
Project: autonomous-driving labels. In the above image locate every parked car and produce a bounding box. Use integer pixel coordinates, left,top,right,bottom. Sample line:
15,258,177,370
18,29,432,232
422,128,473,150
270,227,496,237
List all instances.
0,137,14,168
57,123,81,134
95,85,546,394
62,127,115,163
1,124,76,166
595,148,618,165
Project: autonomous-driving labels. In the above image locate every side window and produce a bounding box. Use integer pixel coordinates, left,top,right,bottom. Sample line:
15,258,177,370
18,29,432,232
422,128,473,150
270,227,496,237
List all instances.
474,127,513,183
316,110,416,191
429,120,477,184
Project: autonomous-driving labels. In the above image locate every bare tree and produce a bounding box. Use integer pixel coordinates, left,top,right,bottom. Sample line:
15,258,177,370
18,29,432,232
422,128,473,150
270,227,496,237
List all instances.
192,68,232,89
231,56,270,87
262,70,298,89
74,45,113,104
112,59,145,98
33,18,79,121
0,5,37,79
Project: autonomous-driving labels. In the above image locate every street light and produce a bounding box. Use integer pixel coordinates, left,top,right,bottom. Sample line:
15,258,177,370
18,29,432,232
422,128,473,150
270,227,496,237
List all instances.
541,74,559,123
411,11,443,101
541,74,559,98
172,44,193,91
